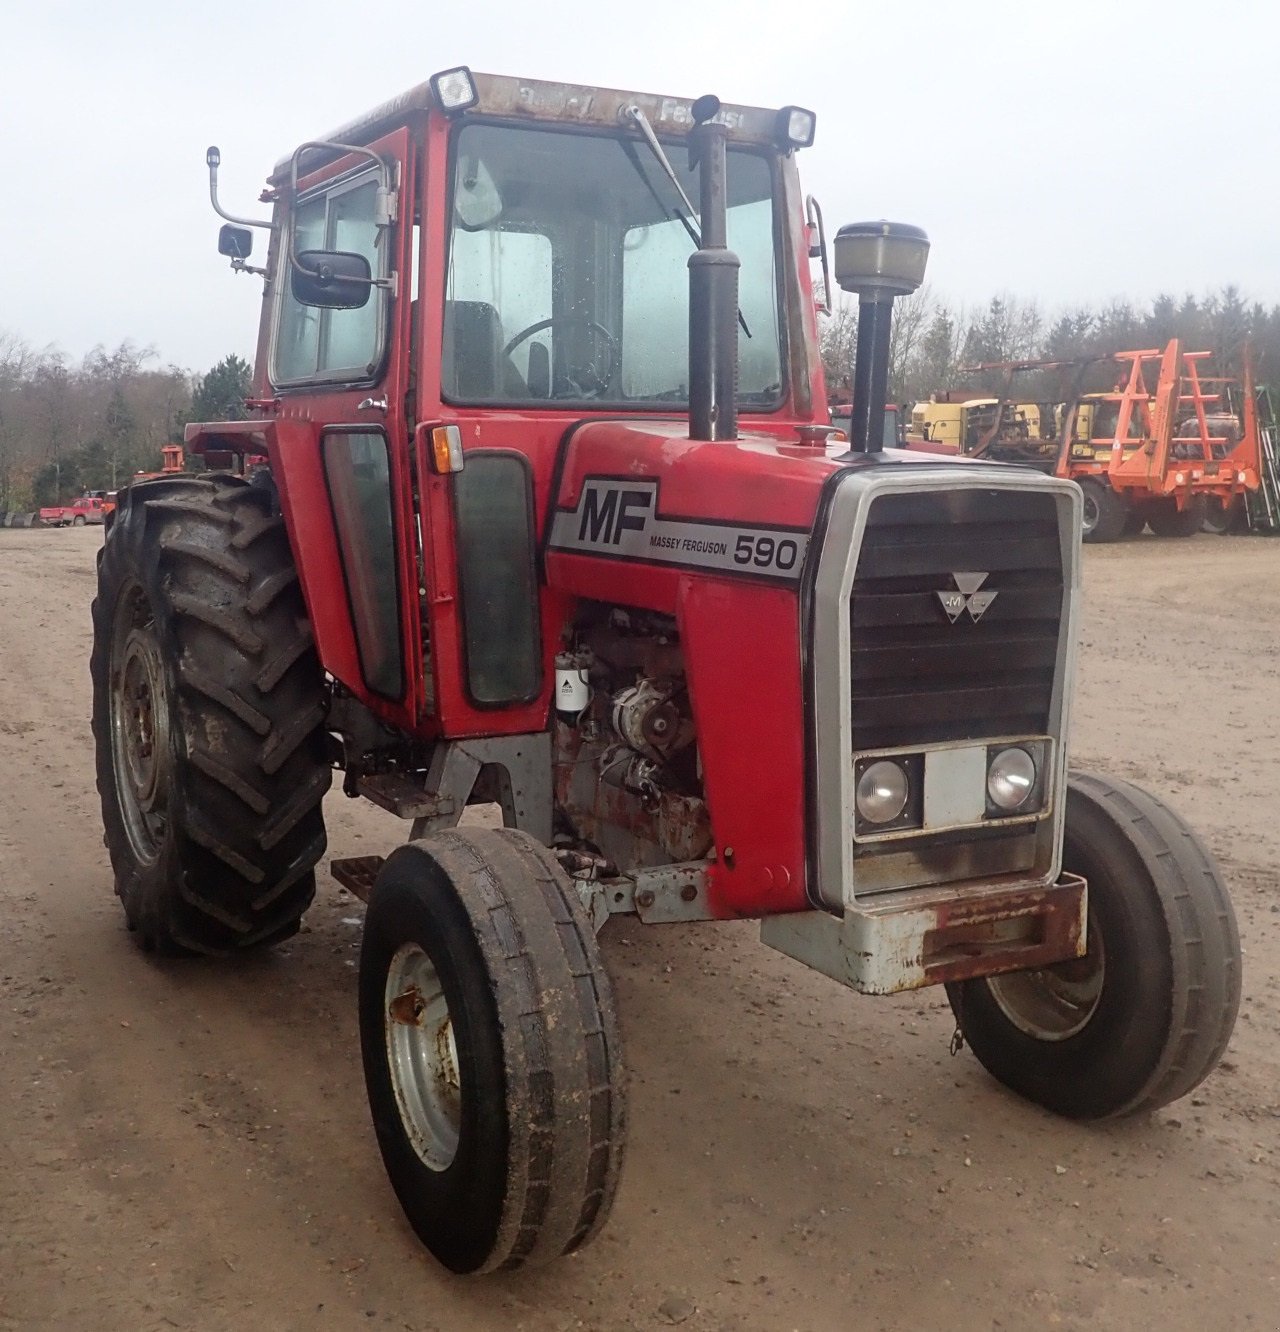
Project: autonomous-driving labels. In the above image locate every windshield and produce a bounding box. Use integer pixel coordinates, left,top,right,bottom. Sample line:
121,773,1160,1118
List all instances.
442,122,783,409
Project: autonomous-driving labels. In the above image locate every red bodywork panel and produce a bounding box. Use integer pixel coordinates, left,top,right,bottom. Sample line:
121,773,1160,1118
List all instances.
546,423,846,917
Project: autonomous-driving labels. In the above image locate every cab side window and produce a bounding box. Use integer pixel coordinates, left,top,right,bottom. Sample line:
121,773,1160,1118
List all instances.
273,171,387,385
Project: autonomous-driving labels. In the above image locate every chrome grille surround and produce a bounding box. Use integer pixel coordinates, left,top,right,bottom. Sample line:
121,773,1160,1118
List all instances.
809,464,1082,912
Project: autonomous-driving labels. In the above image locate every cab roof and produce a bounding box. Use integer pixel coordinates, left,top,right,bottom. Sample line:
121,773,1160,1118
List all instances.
271,70,792,180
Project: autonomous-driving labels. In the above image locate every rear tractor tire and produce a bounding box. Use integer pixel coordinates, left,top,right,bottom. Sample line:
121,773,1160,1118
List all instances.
359,829,627,1274
946,771,1240,1119
1079,480,1128,544
1147,495,1207,538
90,476,331,955
1201,496,1242,536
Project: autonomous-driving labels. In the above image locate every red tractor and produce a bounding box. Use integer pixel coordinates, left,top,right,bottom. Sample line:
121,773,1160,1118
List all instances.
91,68,1240,1275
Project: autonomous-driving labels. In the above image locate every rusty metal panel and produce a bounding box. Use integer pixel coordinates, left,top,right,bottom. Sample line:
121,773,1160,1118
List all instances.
760,872,1087,996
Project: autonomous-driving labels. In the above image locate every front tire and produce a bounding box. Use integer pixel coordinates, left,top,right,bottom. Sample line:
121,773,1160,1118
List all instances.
90,476,330,955
359,829,627,1274
946,771,1240,1119
73,514,86,527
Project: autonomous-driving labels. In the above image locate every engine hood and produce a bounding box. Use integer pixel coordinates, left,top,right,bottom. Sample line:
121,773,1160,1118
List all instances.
544,418,1012,591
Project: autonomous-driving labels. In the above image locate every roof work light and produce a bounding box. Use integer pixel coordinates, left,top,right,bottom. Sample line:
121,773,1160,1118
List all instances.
430,66,479,114
775,105,817,150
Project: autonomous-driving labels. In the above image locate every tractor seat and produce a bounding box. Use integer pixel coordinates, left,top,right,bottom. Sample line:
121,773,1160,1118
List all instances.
442,300,527,401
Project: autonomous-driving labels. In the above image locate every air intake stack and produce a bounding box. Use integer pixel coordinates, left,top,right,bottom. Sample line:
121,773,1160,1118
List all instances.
835,221,930,453
687,96,739,442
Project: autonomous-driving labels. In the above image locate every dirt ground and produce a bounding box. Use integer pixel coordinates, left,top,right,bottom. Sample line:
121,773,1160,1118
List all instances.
1,525,1277,1332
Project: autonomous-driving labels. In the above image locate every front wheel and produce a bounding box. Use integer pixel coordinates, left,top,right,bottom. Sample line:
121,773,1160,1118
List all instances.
73,514,86,527
946,771,1240,1119
359,828,627,1274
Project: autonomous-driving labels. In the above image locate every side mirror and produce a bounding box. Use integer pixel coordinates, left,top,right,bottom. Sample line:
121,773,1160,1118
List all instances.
218,224,253,260
290,250,373,309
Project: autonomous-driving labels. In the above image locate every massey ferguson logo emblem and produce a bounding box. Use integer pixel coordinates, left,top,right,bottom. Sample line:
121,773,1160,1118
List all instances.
936,572,998,623
548,477,809,582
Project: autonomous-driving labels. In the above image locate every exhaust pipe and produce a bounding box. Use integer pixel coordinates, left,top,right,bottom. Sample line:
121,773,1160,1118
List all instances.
834,221,930,453
688,96,739,442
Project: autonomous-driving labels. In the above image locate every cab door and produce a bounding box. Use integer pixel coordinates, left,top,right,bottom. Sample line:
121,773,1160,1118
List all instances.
266,127,430,733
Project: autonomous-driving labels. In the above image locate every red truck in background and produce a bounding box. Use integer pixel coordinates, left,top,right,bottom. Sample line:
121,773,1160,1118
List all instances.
829,401,905,448
39,492,108,527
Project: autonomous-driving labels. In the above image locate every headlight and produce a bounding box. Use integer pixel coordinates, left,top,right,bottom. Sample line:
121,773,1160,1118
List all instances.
856,760,910,824
987,747,1037,811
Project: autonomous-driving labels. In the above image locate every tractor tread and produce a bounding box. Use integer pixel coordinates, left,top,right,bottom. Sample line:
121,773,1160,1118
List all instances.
1062,771,1238,1115
158,537,252,584
92,476,328,956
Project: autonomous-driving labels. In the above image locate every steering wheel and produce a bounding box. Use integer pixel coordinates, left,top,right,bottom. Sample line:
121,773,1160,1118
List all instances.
501,316,619,398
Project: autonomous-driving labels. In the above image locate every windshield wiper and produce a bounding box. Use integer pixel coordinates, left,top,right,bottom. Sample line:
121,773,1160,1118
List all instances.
619,104,751,340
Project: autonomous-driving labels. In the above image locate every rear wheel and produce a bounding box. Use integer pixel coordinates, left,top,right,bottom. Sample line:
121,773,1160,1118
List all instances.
90,476,330,954
1122,507,1148,536
73,514,86,527
1147,495,1206,538
359,828,627,1273
1201,496,1241,535
946,771,1240,1119
1079,480,1128,543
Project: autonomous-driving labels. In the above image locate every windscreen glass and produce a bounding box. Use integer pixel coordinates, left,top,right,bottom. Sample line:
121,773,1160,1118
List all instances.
443,123,783,409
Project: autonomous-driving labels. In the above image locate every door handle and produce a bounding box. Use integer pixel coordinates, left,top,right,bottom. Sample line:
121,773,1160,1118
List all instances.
357,395,388,413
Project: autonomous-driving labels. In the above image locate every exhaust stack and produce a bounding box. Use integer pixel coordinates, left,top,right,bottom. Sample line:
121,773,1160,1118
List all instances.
687,96,739,442
834,221,930,453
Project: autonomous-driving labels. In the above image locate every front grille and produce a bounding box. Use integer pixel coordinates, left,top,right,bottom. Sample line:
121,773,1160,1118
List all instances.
849,488,1064,752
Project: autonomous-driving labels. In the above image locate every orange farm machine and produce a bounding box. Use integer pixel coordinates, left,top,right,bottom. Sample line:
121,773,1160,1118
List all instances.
915,342,1263,542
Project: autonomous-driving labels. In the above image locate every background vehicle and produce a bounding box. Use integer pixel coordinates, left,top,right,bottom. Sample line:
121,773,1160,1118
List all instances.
830,401,904,447
912,345,1263,541
91,67,1241,1275
39,492,107,527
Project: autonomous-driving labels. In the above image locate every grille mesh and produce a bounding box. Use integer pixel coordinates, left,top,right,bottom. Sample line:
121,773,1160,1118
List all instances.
849,488,1064,752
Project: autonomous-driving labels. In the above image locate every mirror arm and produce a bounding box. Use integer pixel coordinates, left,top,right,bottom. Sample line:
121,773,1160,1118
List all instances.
230,258,269,279
207,148,273,231
806,194,832,316
288,141,398,290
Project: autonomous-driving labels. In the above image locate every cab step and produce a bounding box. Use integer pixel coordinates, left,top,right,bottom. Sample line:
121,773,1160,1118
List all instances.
330,855,386,903
356,772,457,821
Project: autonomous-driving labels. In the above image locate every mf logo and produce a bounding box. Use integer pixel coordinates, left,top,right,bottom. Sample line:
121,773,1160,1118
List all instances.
936,571,998,623
578,483,653,545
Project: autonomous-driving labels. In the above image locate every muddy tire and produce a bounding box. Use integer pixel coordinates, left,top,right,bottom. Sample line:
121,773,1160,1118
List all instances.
1079,479,1128,543
73,514,86,527
1147,495,1206,538
359,828,626,1274
90,475,330,955
947,771,1240,1119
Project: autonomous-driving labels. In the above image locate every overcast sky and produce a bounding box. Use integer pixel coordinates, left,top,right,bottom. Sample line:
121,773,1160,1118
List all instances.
3,0,1275,372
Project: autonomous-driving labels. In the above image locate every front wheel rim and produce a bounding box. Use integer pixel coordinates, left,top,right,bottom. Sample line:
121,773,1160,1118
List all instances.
1081,491,1099,533
985,920,1106,1041
385,943,462,1171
